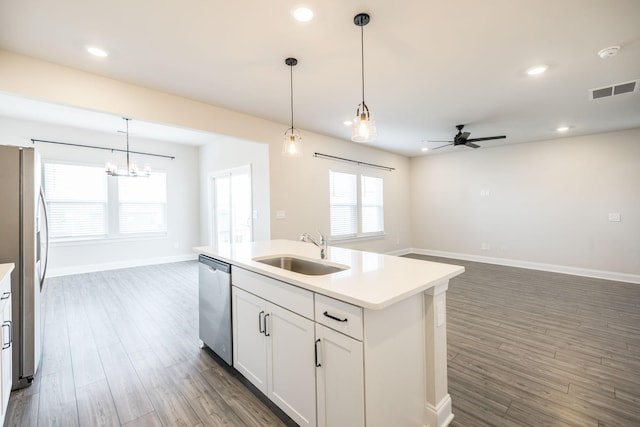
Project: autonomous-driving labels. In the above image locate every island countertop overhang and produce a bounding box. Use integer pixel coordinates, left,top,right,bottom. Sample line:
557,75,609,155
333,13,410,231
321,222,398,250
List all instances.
194,239,464,310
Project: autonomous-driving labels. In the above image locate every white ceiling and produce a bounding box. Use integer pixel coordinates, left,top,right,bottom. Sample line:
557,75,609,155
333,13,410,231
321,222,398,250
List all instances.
1,0,639,156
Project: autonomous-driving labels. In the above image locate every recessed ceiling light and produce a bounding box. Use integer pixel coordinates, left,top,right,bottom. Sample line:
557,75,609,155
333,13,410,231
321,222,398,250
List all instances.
292,7,314,22
87,46,109,57
421,147,429,152
556,126,570,132
526,64,548,76
343,120,353,126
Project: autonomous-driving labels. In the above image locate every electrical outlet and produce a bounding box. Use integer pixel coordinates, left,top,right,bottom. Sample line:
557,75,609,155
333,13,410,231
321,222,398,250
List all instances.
608,213,621,222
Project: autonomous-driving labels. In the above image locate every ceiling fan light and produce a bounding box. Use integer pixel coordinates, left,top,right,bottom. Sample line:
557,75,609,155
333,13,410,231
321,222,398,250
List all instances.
282,128,303,157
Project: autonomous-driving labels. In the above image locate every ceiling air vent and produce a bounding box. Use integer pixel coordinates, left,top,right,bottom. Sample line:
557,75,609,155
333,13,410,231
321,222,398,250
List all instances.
589,79,639,100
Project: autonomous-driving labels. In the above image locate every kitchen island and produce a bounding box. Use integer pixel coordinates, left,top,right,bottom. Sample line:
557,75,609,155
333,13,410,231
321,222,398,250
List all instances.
194,240,464,427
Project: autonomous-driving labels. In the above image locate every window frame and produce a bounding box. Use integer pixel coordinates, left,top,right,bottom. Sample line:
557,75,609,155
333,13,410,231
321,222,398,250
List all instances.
329,169,385,241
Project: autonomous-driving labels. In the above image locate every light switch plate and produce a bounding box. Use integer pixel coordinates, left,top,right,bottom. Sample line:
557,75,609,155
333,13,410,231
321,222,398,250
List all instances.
276,210,286,219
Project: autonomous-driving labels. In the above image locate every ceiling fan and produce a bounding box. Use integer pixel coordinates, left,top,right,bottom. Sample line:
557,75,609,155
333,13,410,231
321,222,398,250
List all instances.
429,125,506,150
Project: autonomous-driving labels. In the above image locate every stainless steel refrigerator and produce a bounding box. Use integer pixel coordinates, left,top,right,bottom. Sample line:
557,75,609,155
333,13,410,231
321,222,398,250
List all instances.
0,145,49,389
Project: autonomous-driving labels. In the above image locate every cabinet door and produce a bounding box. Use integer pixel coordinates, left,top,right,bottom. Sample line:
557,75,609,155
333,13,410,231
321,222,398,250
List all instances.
232,287,267,393
267,302,316,427
1,295,11,420
316,324,365,427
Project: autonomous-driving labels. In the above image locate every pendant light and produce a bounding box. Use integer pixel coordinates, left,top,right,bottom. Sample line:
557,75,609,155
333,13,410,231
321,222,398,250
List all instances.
282,57,303,157
105,117,151,177
351,13,377,143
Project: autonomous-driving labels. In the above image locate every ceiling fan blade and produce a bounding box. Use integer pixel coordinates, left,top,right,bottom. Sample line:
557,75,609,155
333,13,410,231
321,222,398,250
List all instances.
427,140,454,143
459,132,471,140
465,142,480,149
466,135,506,142
431,143,453,150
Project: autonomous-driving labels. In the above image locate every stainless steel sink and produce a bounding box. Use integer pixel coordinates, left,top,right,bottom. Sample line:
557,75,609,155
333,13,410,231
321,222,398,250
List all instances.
254,256,348,276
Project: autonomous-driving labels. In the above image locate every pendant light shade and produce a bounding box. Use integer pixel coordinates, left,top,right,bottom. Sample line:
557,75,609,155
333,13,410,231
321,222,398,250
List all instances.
352,13,377,143
282,57,303,157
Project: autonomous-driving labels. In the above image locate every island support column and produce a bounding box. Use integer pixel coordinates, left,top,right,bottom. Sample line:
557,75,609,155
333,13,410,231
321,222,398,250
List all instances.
423,281,454,427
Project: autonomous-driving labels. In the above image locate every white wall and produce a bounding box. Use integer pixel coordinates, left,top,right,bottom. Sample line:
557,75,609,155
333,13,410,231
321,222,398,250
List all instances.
199,137,270,245
0,116,200,276
0,50,412,255
269,134,412,254
410,128,640,280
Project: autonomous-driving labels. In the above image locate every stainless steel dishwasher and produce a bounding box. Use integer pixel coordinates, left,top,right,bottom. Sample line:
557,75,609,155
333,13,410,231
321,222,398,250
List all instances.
198,255,232,365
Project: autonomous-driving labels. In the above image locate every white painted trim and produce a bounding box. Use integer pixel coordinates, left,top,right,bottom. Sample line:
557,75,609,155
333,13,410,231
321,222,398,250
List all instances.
385,248,413,256
47,253,198,277
424,393,454,427
408,248,640,284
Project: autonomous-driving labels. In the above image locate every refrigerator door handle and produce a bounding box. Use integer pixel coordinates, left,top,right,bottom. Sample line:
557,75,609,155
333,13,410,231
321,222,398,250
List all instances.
39,187,50,289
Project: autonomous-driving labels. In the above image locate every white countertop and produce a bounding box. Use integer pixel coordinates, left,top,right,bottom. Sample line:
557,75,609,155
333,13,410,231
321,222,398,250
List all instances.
194,240,464,310
0,263,15,284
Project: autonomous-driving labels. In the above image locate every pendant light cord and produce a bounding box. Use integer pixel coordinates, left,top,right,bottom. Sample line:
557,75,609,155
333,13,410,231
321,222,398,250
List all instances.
290,63,294,130
360,23,365,106
125,117,130,172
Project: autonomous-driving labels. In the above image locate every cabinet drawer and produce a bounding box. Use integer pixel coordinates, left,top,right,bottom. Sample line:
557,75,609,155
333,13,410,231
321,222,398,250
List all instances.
232,267,314,319
315,294,363,341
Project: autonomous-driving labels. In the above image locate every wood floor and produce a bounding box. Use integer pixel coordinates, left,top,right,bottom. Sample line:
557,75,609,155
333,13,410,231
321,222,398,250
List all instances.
406,254,640,427
5,257,640,426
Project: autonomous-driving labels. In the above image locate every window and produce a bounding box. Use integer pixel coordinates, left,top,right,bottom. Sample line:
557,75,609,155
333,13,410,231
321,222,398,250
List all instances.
361,175,384,234
118,174,167,234
43,162,167,241
329,170,384,239
43,163,108,239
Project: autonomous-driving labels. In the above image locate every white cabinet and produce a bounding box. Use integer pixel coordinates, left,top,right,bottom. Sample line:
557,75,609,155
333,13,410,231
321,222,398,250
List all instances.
267,300,315,425
232,286,268,391
232,269,316,427
232,266,452,427
314,294,365,426
0,267,13,426
315,323,364,427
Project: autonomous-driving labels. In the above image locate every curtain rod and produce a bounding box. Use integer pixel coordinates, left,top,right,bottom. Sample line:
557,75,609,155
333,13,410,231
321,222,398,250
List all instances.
313,152,394,171
31,139,175,160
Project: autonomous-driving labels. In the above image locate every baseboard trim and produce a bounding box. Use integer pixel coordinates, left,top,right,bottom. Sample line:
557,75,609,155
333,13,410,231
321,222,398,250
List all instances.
47,253,199,277
407,248,640,284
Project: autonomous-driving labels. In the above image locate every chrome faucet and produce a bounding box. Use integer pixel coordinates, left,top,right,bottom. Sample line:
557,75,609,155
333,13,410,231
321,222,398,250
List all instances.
300,232,328,259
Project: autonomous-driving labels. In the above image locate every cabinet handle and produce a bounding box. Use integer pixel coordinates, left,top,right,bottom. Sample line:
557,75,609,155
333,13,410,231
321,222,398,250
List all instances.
315,339,322,367
2,321,11,350
258,311,265,334
0,292,9,300
323,311,348,323
264,313,270,337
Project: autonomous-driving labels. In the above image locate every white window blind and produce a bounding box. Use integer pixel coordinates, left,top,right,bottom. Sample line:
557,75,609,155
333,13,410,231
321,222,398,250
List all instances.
43,163,107,239
329,171,357,237
361,175,384,233
329,170,384,239
118,173,167,234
